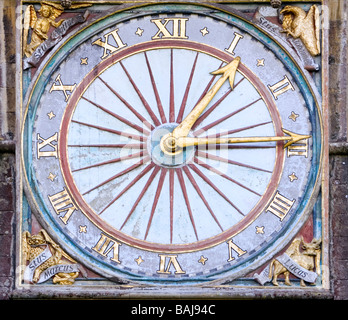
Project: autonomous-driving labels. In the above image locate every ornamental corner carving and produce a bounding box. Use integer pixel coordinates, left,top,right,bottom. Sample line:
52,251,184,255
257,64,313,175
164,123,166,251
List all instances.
23,2,65,58
22,229,82,285
254,237,322,287
280,5,321,56
22,1,91,69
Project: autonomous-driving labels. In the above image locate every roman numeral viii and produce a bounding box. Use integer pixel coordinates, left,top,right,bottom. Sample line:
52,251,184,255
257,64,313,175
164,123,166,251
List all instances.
48,188,77,224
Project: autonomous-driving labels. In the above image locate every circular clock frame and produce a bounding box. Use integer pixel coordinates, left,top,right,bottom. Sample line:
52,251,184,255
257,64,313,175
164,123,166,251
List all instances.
21,4,323,284
59,40,285,253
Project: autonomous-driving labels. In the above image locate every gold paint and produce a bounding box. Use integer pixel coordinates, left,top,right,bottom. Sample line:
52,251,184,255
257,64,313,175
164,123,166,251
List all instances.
135,27,144,36
79,225,87,233
256,58,265,67
227,238,247,262
22,229,79,284
280,5,321,56
174,128,311,149
151,18,189,40
288,172,298,182
198,255,208,265
268,237,321,287
58,43,284,253
92,233,121,263
47,111,56,119
287,137,309,157
200,27,209,36
17,4,328,290
289,111,299,122
135,256,144,265
23,1,92,57
19,3,324,257
48,187,78,224
80,57,88,65
49,74,77,102
157,254,185,274
47,172,56,181
266,191,295,221
225,32,244,56
23,2,65,58
37,132,58,158
92,28,127,59
267,75,295,100
255,226,264,234
160,57,241,155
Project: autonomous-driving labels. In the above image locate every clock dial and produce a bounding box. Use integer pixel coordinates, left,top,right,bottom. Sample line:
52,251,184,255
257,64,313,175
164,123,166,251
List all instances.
60,41,284,252
23,6,322,283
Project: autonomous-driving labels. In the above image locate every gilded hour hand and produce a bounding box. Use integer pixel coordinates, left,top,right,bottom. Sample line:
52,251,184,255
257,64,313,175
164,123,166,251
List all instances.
161,57,241,155
175,129,311,148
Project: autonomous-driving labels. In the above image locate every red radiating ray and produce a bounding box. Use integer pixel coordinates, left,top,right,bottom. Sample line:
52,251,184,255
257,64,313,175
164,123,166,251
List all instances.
176,52,199,123
98,76,154,131
194,157,262,197
176,168,199,241
188,163,244,217
98,161,155,215
193,61,225,109
176,61,225,125
82,96,150,135
196,144,276,151
144,51,167,124
169,49,175,122
182,166,224,231
203,121,272,139
194,98,263,136
71,119,146,142
68,143,145,149
120,165,161,230
72,150,146,173
169,169,174,244
196,150,272,173
191,77,245,130
144,168,167,240
82,155,151,196
119,61,161,126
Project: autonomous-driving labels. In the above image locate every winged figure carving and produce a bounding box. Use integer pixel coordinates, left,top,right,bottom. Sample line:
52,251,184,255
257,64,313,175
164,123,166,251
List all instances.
23,1,91,58
280,5,320,56
23,2,64,57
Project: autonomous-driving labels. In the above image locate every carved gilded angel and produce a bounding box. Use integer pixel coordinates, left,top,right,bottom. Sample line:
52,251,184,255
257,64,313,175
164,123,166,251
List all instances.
280,5,320,56
23,2,65,58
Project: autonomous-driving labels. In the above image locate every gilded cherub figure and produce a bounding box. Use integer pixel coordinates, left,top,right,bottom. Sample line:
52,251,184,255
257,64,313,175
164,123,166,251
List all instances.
23,2,65,57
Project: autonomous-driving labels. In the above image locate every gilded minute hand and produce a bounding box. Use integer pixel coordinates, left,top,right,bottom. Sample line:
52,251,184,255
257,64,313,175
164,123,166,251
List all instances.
171,57,241,139
175,129,311,148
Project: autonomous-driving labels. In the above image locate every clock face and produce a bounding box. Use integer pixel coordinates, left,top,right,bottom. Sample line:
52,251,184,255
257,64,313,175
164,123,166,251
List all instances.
23,5,322,284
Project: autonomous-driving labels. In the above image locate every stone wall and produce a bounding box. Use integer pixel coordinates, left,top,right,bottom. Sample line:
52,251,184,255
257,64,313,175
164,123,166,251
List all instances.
0,0,16,300
0,0,347,300
328,0,348,300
